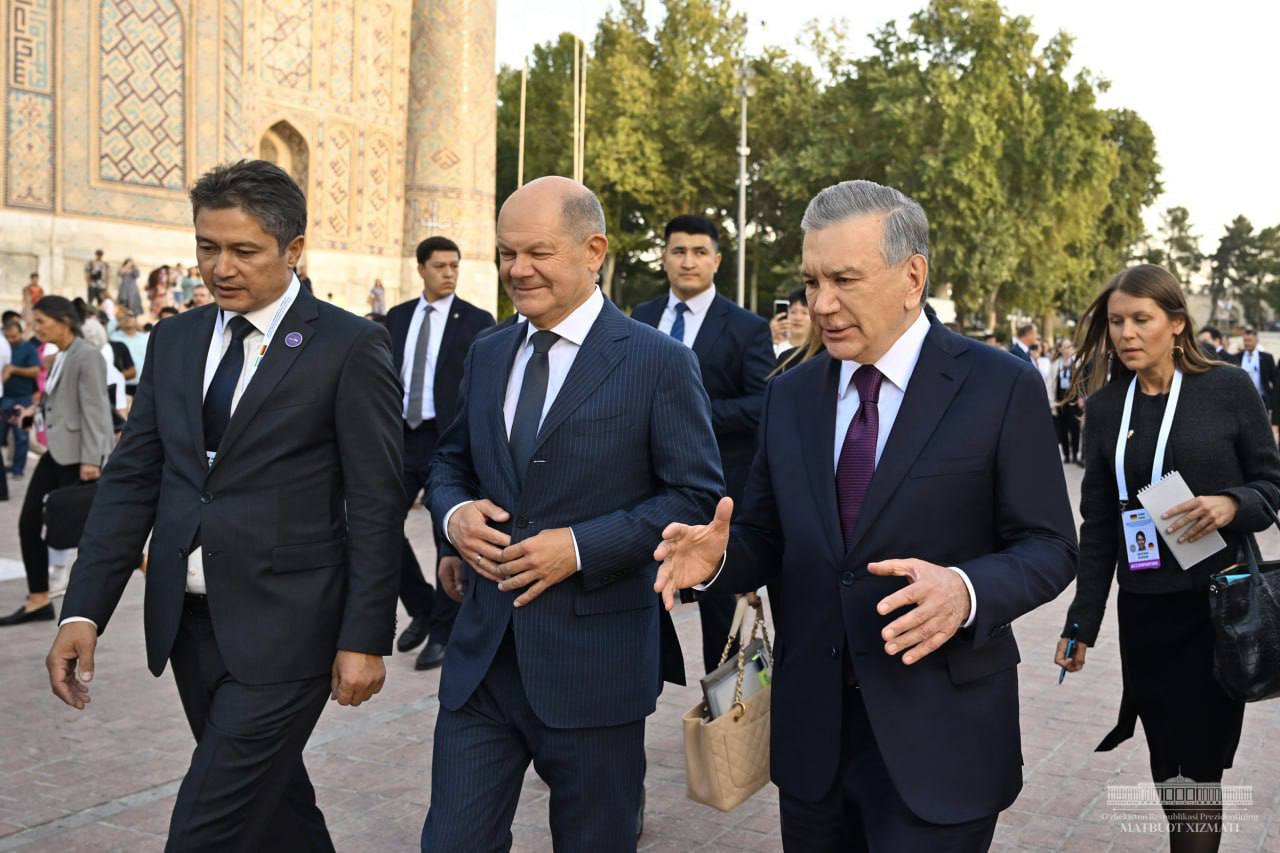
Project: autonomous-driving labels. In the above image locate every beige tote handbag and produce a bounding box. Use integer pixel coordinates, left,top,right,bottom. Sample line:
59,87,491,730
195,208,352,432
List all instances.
683,597,773,811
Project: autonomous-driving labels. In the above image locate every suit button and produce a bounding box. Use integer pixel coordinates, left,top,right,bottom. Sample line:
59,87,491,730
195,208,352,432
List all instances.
206,551,216,559
200,493,212,504
830,645,839,659
840,571,854,587
178,548,187,559
517,516,529,528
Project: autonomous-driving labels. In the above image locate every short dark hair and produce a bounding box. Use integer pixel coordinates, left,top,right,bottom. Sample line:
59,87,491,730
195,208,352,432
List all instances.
189,159,307,253
1200,325,1222,343
94,249,104,257
787,286,806,307
158,306,180,318
1016,323,1037,338
1244,327,1258,336
2,310,21,325
416,236,461,265
28,272,38,279
664,215,719,248
34,295,82,337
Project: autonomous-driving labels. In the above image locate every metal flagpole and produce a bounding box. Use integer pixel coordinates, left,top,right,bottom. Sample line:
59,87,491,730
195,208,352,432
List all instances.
572,38,580,183
517,59,528,188
578,50,587,183
736,62,751,307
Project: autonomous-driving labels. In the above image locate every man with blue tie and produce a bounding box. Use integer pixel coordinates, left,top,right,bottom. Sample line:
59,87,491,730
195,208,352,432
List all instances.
630,215,775,672
654,180,1077,852
421,176,722,851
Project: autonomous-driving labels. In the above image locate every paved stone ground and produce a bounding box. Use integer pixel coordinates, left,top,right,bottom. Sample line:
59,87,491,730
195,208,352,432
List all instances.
1,463,1279,851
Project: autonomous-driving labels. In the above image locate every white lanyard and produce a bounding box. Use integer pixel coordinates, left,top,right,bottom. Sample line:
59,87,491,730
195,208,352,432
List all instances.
212,291,294,385
45,350,67,393
1114,369,1182,504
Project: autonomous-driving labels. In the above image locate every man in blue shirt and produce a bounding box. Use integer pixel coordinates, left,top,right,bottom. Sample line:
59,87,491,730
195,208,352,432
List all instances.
2,319,39,478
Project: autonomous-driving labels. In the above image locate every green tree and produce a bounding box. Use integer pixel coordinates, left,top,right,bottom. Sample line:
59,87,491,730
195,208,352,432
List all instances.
1211,216,1254,325
1153,206,1203,286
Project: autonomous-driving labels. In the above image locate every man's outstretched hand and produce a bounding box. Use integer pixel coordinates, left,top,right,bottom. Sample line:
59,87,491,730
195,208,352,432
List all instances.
653,497,734,610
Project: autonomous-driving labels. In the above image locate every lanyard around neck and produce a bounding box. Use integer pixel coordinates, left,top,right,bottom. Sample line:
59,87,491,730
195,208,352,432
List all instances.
1115,369,1182,504
214,292,294,379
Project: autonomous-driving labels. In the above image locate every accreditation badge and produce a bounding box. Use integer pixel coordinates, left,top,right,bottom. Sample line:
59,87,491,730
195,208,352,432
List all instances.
1121,508,1161,571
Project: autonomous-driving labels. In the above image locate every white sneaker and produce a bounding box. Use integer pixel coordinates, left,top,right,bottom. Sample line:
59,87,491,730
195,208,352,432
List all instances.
47,565,69,598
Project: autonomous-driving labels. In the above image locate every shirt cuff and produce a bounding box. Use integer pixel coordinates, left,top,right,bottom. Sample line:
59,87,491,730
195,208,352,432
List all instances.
441,501,472,546
59,616,97,629
570,528,582,572
692,552,730,591
947,566,977,628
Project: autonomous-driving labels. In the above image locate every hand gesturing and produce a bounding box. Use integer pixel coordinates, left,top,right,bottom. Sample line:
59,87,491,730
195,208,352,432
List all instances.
653,497,734,610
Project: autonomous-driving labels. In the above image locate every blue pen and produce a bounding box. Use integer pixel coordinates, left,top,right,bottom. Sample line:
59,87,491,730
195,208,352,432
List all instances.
1059,623,1079,684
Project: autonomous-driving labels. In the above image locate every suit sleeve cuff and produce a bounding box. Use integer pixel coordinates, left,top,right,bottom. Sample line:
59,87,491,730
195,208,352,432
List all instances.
571,528,582,572
60,616,97,629
947,566,977,628
693,552,730,591
441,501,472,547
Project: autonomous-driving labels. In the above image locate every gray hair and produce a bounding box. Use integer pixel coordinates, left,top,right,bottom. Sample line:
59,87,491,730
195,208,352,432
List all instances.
561,185,606,242
801,180,929,273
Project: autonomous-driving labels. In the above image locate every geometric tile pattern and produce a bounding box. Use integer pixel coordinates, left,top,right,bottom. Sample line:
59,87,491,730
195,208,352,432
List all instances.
323,123,353,238
222,0,249,160
97,0,185,191
328,0,353,103
261,0,312,91
8,0,52,93
363,131,391,244
364,1,394,110
5,89,53,208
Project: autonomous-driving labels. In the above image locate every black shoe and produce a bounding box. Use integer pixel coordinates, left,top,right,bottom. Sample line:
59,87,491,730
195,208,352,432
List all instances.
397,616,429,653
414,640,447,671
636,786,645,839
0,603,55,626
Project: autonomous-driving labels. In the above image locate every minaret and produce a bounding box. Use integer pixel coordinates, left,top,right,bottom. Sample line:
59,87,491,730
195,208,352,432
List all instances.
402,0,498,312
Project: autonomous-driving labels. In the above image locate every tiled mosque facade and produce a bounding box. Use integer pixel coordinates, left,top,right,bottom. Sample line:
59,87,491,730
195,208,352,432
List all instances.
0,0,497,312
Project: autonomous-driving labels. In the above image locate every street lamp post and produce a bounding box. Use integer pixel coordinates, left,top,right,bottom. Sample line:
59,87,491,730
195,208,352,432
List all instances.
736,62,753,308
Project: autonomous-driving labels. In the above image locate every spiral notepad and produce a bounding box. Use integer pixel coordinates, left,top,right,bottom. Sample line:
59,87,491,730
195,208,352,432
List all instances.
1137,471,1228,570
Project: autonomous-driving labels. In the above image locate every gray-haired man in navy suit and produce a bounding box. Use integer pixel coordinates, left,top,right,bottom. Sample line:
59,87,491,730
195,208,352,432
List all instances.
421,176,723,851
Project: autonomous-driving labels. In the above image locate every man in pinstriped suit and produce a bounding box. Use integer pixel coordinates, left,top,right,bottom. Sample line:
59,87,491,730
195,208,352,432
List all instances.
421,176,724,852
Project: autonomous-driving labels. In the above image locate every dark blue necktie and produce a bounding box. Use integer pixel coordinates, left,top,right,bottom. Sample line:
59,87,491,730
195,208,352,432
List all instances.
508,330,559,483
203,315,255,454
670,302,689,344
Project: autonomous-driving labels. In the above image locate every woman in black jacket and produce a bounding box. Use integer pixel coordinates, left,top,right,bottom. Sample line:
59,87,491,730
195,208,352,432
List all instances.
1055,264,1280,853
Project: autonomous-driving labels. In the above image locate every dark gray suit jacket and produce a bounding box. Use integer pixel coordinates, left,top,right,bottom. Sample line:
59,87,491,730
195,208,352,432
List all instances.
428,299,723,728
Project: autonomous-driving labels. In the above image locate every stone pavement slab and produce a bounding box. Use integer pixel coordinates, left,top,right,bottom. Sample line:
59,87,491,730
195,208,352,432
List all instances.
0,464,1278,851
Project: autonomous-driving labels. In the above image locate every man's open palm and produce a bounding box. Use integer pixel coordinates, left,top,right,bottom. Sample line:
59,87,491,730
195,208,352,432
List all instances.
653,497,734,610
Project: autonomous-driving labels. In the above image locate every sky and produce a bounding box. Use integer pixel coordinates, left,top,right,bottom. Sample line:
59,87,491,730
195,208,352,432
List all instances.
494,0,1280,255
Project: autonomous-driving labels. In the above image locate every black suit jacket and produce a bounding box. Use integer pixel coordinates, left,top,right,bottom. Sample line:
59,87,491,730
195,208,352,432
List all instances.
62,290,405,685
1231,348,1276,405
428,299,723,728
387,294,495,431
714,318,1078,823
631,291,774,502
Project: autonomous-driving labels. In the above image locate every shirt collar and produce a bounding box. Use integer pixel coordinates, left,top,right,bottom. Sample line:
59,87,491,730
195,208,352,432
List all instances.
221,273,300,335
1014,339,1029,353
838,310,931,398
419,291,455,315
525,286,604,348
666,285,717,317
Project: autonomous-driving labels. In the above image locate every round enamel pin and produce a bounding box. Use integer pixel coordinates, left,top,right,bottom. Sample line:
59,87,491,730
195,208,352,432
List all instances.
284,332,303,348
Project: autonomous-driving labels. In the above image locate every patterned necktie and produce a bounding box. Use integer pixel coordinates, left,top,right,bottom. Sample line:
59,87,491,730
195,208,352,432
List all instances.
406,304,432,428
203,315,255,454
670,302,689,344
835,365,883,548
508,330,560,483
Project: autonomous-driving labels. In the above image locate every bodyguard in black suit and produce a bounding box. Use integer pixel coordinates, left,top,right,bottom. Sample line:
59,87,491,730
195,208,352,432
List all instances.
631,214,774,672
421,177,722,851
1008,322,1037,362
1231,327,1275,407
656,180,1077,852
48,161,404,852
386,236,494,670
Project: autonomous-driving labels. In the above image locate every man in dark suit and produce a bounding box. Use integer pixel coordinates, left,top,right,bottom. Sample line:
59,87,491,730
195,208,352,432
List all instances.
386,236,494,670
46,160,404,852
655,180,1077,852
1009,322,1037,362
631,214,774,673
421,176,722,851
1232,327,1275,408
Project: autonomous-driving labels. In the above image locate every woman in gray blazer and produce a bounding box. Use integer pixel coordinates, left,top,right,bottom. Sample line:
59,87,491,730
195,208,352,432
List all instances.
0,296,113,625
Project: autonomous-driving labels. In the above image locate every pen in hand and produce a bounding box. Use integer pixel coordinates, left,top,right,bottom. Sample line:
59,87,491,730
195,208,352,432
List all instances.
1059,622,1079,684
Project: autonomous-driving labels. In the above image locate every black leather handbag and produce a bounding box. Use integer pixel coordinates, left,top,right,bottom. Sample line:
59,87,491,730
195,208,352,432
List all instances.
44,480,98,550
1209,487,1280,703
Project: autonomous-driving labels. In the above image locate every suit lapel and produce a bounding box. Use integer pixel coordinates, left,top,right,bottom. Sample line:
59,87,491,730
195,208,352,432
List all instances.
210,291,320,469
184,306,219,458
845,323,970,558
800,354,844,565
690,295,728,363
530,302,629,456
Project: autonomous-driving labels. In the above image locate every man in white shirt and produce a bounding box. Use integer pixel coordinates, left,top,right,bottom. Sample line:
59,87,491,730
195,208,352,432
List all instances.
1233,328,1274,406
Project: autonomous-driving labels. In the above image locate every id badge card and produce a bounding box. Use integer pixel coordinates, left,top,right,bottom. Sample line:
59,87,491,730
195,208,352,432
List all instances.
1121,507,1161,571
33,410,44,435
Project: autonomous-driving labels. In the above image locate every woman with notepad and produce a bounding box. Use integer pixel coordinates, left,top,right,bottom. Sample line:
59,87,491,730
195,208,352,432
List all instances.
1055,264,1280,853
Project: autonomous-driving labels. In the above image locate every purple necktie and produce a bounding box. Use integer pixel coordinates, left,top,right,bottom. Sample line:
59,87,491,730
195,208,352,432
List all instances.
836,365,882,548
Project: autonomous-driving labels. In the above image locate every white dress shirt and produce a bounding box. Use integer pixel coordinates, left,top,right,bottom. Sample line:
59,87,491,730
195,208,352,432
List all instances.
62,275,301,626
400,292,455,422
656,285,717,349
443,288,606,569
1241,349,1264,396
705,310,975,626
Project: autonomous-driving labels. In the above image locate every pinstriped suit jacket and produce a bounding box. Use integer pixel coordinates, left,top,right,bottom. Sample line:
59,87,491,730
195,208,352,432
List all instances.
428,299,724,729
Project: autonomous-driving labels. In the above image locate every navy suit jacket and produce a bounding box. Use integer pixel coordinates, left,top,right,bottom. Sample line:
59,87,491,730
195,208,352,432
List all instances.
386,294,495,432
1008,342,1032,362
715,318,1078,823
631,291,774,502
428,299,724,728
